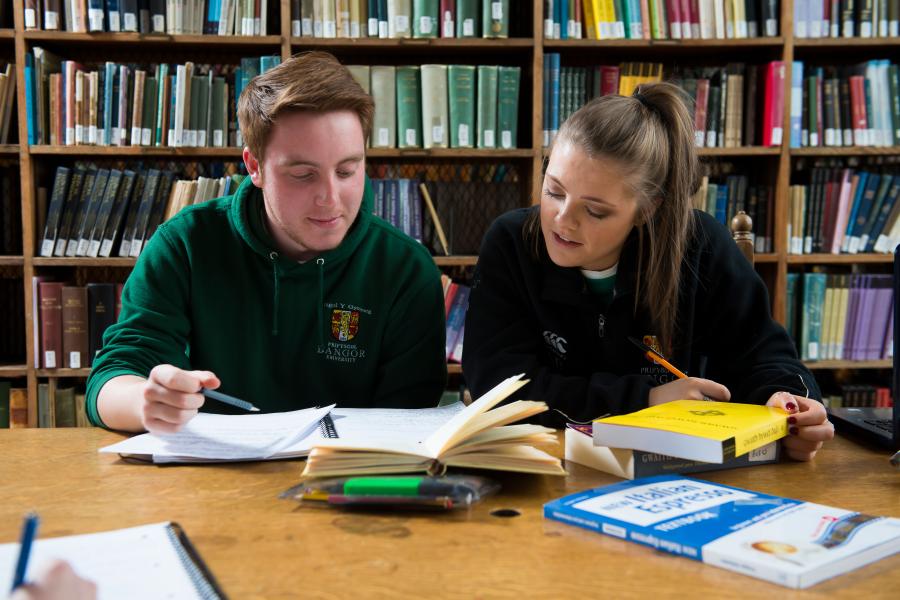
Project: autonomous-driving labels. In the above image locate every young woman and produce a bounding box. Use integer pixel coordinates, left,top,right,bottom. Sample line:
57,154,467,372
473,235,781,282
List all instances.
462,82,833,461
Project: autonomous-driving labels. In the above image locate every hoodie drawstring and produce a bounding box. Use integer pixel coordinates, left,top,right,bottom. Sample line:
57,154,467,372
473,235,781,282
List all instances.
270,252,280,335
316,258,325,351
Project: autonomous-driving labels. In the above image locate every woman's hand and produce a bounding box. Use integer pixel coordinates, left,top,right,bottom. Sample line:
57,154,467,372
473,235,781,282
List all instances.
648,377,731,406
766,392,835,461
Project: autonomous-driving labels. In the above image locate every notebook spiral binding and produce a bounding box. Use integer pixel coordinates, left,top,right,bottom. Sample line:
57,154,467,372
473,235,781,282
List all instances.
319,414,338,439
165,525,224,600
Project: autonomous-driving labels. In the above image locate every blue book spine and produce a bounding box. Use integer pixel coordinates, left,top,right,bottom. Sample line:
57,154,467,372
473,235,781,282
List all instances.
790,61,804,148
715,185,728,224
559,0,568,40
390,179,401,229
549,53,560,142
842,171,868,251
106,0,121,31
103,62,115,146
445,285,470,359
410,179,423,242
542,54,550,147
24,54,36,145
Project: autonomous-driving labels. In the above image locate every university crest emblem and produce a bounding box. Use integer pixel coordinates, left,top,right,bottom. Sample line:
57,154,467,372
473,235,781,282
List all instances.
331,309,360,341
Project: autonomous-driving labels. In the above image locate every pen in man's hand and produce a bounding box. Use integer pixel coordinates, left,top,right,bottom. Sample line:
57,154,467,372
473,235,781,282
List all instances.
11,512,39,592
199,388,260,412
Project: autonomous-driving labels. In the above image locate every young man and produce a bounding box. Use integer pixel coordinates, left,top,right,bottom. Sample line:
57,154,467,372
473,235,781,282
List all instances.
86,52,447,433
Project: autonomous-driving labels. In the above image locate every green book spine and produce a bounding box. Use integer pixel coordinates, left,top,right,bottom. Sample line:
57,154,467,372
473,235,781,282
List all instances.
456,0,479,37
371,66,396,147
0,381,10,428
448,65,476,148
889,64,900,145
396,66,421,148
420,64,448,148
54,387,76,428
496,66,520,149
412,0,438,37
477,65,498,148
38,383,51,428
785,272,799,346
141,76,158,146
482,0,509,38
801,272,827,361
212,77,226,148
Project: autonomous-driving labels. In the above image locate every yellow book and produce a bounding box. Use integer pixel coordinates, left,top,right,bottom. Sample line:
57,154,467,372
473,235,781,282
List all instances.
582,0,597,40
592,400,789,463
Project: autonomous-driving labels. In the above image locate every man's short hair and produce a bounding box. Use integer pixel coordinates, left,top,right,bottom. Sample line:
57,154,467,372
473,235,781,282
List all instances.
238,51,374,163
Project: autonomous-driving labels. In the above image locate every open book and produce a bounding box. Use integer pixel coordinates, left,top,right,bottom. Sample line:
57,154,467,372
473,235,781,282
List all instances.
302,373,567,478
0,522,224,599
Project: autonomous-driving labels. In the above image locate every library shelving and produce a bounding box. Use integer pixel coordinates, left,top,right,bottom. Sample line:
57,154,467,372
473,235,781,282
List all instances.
2,1,898,425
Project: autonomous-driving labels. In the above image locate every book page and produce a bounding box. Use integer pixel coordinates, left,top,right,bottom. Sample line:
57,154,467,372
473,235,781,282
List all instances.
305,402,466,454
0,523,211,600
99,406,333,461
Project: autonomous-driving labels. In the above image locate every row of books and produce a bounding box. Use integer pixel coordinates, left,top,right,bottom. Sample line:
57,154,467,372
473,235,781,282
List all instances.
23,0,275,35
543,0,781,40
0,168,22,256
790,60,900,148
350,63,521,149
26,49,281,147
542,56,785,147
441,274,469,363
794,0,900,38
787,165,900,255
36,383,91,428
39,163,246,260
35,279,123,369
291,0,514,38
371,178,425,242
786,272,894,361
0,279,25,363
822,384,894,409
692,171,775,252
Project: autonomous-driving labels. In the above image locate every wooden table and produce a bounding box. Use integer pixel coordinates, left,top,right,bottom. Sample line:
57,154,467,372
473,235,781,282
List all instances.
1,429,898,599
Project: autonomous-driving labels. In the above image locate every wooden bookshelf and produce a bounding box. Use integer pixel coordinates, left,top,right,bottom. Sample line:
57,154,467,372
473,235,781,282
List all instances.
4,2,898,426
804,360,893,371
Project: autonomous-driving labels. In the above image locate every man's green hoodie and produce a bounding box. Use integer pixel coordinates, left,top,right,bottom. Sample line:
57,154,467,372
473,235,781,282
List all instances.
86,176,447,427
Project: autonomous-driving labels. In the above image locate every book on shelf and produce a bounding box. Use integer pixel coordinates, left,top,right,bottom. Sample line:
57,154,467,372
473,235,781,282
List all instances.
26,0,273,34
592,400,789,463
61,285,88,369
545,1,780,41
544,475,900,589
793,272,893,362
564,423,780,479
301,373,566,478
0,522,226,599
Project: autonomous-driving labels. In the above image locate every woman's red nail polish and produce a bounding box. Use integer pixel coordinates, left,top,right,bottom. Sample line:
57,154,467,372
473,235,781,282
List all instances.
788,416,797,425
789,427,799,435
786,402,797,411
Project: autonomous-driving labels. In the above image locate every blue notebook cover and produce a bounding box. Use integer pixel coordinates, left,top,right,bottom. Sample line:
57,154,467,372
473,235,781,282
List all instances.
544,475,900,589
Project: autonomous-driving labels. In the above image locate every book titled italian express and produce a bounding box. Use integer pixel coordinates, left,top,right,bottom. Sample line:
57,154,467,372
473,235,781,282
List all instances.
592,400,789,463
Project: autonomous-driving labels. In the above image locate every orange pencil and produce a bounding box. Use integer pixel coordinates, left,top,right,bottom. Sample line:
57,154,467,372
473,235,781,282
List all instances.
627,336,688,379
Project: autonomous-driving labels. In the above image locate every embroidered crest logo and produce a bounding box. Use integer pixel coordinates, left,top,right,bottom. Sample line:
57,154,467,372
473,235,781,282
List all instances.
331,309,359,342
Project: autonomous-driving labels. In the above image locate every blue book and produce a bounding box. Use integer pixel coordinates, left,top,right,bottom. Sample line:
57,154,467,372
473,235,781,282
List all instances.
24,53,35,145
801,272,827,360
848,173,881,253
445,284,470,360
542,54,550,146
714,185,728,225
544,475,900,589
790,61,804,148
841,170,868,253
103,62,116,146
549,53,560,143
559,0,568,40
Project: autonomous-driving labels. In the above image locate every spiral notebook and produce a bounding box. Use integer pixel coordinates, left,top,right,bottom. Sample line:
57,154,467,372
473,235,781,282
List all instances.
0,522,226,599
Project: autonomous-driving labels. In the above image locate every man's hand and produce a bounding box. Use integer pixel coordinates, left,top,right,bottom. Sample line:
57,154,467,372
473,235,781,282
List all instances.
648,377,731,406
766,392,834,461
141,365,219,434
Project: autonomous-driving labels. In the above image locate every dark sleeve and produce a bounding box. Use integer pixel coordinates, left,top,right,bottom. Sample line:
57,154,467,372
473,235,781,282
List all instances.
462,220,652,427
371,257,447,408
692,216,821,405
85,226,194,427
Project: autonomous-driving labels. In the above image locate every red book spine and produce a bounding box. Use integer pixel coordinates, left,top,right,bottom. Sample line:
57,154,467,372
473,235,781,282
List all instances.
763,61,785,146
600,66,620,96
849,76,867,145
38,281,64,369
667,0,683,38
694,78,710,146
440,0,456,37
